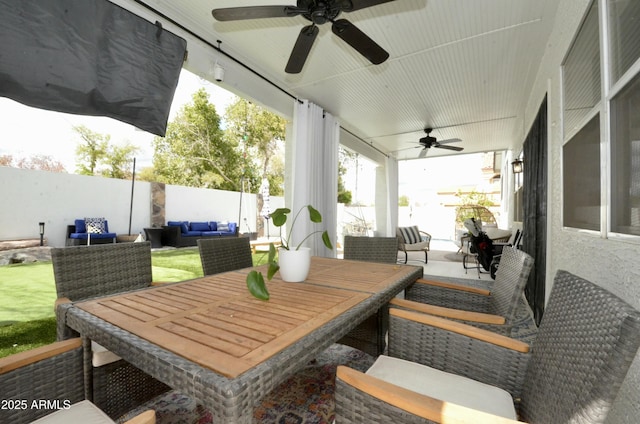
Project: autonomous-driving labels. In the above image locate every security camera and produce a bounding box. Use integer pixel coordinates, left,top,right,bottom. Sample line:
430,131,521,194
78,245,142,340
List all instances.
213,63,225,82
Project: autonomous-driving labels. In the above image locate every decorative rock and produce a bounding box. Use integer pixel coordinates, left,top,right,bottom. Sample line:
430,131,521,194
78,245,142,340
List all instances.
0,247,52,266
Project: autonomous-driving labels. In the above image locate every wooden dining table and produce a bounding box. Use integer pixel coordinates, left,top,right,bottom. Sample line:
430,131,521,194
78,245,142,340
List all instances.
59,256,422,423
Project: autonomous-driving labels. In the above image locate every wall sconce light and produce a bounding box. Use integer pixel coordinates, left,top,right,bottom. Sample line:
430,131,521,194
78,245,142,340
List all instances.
39,222,45,246
511,158,524,174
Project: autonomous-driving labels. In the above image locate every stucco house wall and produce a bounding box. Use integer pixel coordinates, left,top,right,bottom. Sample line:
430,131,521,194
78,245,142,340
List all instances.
521,0,640,421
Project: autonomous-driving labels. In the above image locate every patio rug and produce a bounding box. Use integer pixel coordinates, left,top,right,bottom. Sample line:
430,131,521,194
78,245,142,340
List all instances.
118,343,375,424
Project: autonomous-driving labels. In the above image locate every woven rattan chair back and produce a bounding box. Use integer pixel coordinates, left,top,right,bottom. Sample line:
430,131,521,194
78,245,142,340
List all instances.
519,270,640,422
0,340,84,423
488,246,533,321
198,237,253,276
51,242,153,301
343,236,399,264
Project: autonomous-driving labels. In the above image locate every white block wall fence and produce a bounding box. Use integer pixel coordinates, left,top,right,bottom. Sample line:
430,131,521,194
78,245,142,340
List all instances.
0,166,284,248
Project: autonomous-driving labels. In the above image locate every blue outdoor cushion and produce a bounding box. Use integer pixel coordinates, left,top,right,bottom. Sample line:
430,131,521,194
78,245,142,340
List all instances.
69,232,115,239
201,231,221,237
75,219,87,234
167,221,189,234
208,221,218,231
183,231,202,237
190,222,210,232
228,222,237,233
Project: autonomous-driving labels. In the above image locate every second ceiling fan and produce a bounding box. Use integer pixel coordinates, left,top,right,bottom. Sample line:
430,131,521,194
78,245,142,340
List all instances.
416,128,464,158
212,0,394,74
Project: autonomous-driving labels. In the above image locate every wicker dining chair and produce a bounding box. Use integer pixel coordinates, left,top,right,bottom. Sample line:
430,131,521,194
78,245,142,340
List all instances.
340,236,400,356
0,338,155,424
51,242,171,419
395,246,536,342
335,270,640,423
343,235,399,263
197,236,253,276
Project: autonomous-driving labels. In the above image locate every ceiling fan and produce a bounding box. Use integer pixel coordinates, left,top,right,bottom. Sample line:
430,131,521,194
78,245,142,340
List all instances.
211,0,394,74
416,128,464,158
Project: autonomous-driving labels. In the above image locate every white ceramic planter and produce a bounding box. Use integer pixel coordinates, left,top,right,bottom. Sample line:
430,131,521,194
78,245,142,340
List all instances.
278,247,311,282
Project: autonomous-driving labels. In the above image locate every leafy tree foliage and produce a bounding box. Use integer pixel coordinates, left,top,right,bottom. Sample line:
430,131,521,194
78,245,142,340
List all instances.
74,125,109,175
153,89,251,191
73,125,138,178
224,98,286,195
338,147,354,205
102,143,139,179
0,154,66,172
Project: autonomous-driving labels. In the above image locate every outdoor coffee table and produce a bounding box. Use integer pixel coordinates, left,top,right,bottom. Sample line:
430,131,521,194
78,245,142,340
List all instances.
59,257,422,423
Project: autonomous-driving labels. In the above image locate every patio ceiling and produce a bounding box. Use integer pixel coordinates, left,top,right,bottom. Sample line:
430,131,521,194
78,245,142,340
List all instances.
124,0,560,161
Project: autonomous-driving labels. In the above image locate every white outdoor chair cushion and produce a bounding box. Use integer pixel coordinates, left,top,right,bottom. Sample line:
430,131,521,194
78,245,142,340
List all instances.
366,355,517,420
91,341,120,367
31,400,115,424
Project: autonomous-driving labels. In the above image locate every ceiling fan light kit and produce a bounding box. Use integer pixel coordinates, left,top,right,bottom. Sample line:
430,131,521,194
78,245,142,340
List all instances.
212,0,394,73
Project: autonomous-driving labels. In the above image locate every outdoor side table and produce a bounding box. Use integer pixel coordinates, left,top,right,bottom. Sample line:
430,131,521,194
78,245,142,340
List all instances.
143,228,163,248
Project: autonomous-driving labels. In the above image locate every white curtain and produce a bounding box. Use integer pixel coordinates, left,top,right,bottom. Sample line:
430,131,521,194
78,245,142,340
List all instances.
385,156,399,236
286,99,339,257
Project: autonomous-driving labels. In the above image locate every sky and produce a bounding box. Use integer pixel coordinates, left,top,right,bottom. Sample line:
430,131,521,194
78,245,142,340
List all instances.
0,70,237,172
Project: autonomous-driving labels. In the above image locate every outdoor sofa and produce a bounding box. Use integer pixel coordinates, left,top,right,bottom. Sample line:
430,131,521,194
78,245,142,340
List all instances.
162,220,238,247
66,218,117,246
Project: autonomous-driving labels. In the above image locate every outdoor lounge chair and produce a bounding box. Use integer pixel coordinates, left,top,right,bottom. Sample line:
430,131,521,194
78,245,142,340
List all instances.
335,270,640,423
397,246,535,342
0,338,155,424
197,236,253,276
396,226,431,263
51,242,172,419
341,236,400,356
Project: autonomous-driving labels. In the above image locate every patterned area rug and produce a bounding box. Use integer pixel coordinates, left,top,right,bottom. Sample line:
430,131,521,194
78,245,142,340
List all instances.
119,344,375,424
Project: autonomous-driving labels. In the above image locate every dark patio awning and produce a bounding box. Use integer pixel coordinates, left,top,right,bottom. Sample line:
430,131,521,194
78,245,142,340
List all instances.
0,0,186,136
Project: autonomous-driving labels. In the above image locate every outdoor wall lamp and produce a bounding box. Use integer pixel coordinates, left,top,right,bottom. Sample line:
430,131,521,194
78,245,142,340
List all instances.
39,222,45,246
512,158,524,174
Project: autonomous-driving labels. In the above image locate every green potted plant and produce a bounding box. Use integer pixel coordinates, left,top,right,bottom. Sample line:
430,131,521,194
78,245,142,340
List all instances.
246,204,333,300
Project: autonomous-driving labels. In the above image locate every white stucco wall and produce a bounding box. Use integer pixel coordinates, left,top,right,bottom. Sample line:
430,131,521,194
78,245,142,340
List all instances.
0,166,283,248
0,167,151,247
521,0,640,421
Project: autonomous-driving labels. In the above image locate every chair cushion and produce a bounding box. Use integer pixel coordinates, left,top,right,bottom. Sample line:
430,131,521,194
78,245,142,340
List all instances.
217,221,230,232
398,226,422,244
91,341,121,367
85,218,106,234
190,221,210,232
31,400,115,424
367,355,517,420
75,219,87,233
403,240,430,251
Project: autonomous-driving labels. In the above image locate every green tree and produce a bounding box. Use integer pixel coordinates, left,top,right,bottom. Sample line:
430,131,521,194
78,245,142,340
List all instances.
398,195,410,207
1,154,66,172
224,98,286,195
102,143,139,179
136,166,157,182
153,89,249,190
338,147,354,205
74,125,109,175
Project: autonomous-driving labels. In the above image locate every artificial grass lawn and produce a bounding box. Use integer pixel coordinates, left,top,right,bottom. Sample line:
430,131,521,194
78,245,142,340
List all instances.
0,247,270,358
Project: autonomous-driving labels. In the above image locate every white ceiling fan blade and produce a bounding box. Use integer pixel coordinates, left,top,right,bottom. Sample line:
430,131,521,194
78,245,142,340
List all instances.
418,148,428,158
